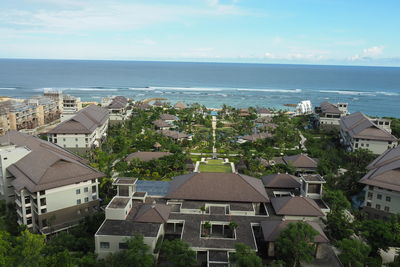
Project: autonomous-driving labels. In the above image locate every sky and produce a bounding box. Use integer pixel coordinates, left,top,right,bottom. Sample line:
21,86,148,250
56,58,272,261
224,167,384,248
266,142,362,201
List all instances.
0,0,399,66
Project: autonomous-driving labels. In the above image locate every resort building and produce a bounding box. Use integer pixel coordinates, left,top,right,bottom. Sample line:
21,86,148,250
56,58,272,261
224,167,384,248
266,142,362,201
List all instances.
273,154,319,173
157,130,190,141
95,172,328,264
61,94,82,122
174,102,187,110
359,146,400,219
340,112,398,154
47,105,109,154
159,114,178,124
152,120,172,130
314,102,348,129
0,131,103,234
238,132,272,143
296,100,313,115
106,96,131,124
257,108,275,118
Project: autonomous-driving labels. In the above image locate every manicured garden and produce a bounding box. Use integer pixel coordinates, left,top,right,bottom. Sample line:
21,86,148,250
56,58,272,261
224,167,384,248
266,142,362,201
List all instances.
198,159,233,173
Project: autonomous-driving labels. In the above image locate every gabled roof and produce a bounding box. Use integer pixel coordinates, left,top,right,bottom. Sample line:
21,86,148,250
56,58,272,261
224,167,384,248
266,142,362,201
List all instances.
257,108,272,114
133,204,171,223
282,154,318,169
261,173,301,188
242,132,272,142
152,119,171,128
108,96,128,109
158,130,188,140
48,104,109,134
125,151,172,162
160,114,178,121
319,102,342,115
340,112,397,141
166,172,269,203
360,146,400,192
0,131,104,192
261,220,329,243
174,102,186,109
271,196,324,217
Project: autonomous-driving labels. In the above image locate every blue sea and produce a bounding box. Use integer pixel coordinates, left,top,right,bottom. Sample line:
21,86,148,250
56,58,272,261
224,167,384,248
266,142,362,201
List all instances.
0,59,399,117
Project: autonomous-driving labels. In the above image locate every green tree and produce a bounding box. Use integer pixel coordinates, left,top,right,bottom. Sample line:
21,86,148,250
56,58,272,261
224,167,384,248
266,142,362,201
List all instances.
105,235,154,267
323,210,353,241
230,243,263,267
275,222,318,266
160,239,196,267
336,238,371,267
14,230,46,267
323,189,351,212
0,231,13,267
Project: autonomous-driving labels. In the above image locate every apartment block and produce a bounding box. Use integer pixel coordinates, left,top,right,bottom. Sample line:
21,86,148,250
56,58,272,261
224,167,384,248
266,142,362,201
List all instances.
0,131,103,234
340,112,398,154
61,94,82,122
47,105,109,154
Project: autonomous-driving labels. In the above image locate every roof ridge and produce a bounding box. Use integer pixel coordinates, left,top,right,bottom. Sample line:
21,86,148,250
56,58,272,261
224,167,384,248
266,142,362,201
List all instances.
238,173,269,201
302,197,323,215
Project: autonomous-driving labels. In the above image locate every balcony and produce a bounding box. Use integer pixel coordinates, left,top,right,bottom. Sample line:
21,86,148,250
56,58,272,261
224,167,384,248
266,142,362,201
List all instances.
15,198,22,207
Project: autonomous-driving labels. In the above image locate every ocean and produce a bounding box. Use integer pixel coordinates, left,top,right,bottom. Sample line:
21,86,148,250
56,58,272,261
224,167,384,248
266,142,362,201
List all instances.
0,59,399,117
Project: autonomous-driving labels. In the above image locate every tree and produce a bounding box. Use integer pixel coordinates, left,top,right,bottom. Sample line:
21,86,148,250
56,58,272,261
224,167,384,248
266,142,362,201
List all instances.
14,230,46,267
323,210,353,241
323,189,351,212
0,231,13,267
275,222,318,266
160,239,196,267
230,243,263,267
336,238,371,267
105,235,154,267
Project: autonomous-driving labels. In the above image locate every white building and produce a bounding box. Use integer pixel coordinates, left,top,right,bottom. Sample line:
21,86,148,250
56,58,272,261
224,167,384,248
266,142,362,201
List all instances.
340,112,398,154
47,105,109,154
61,95,82,122
360,146,400,219
106,96,131,124
296,100,312,115
0,131,103,234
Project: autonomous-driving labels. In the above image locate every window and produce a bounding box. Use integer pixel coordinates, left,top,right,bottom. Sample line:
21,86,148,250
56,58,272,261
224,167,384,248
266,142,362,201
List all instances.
386,196,391,202
84,187,88,193
77,199,81,205
100,242,110,249
367,192,373,199
63,138,66,141
41,208,47,213
377,194,382,200
366,144,369,147
91,179,96,184
385,206,390,212
92,185,97,193
76,189,81,195
376,204,381,210
75,144,78,148
26,208,31,214
39,190,45,196
40,198,46,206
92,195,97,200
75,138,78,141
366,202,371,207
119,243,128,249
84,197,89,203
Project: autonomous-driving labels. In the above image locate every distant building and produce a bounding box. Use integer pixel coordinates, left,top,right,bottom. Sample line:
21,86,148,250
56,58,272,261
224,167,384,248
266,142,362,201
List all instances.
61,95,82,122
273,154,319,173
296,100,312,115
106,96,130,124
257,108,275,118
152,120,172,130
340,112,397,154
47,105,109,154
359,146,400,219
314,102,348,129
0,131,103,234
157,130,190,141
174,102,186,110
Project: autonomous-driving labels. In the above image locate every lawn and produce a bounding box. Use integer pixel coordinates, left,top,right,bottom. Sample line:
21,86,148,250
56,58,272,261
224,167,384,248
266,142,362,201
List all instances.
198,159,233,173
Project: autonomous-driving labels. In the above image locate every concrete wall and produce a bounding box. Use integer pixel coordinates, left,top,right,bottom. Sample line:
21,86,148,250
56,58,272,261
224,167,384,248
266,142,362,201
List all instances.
363,186,400,214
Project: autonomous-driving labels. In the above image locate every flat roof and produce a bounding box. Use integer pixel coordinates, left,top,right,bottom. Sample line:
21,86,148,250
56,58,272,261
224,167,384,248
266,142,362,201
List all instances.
108,197,130,209
301,174,325,182
136,180,171,196
113,177,137,185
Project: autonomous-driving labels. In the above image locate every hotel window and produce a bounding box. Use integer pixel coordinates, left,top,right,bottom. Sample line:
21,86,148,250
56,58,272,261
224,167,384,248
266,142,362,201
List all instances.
366,202,371,207
76,189,81,194
92,185,97,193
386,196,391,202
385,206,390,212
376,204,381,210
100,242,110,249
84,197,89,203
377,194,382,200
77,199,81,205
367,192,373,199
41,208,47,214
84,187,88,193
40,198,46,206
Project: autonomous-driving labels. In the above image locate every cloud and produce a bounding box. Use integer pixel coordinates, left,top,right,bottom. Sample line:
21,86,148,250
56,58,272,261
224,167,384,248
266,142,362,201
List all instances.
363,45,384,56
264,50,329,61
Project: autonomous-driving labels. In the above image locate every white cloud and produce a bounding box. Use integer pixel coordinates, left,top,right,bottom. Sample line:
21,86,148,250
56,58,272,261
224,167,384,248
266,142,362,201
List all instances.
363,45,384,56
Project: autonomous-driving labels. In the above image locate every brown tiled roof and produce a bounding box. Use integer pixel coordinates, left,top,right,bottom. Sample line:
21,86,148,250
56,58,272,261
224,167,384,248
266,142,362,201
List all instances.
261,220,329,243
242,132,272,142
125,151,172,162
340,112,397,141
261,173,301,188
319,102,342,115
160,114,178,121
271,196,324,217
0,131,104,192
360,146,400,192
158,130,188,140
48,104,109,134
133,204,171,223
152,119,171,128
174,102,186,109
257,108,272,114
282,154,318,169
96,220,161,237
166,172,269,203
108,96,128,109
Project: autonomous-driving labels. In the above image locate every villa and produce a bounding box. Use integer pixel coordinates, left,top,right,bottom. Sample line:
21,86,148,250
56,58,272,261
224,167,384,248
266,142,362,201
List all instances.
314,102,348,129
152,119,172,130
0,131,103,234
106,96,130,124
47,105,109,154
95,172,328,265
340,112,398,154
273,154,319,173
174,102,187,110
359,145,400,219
157,130,190,141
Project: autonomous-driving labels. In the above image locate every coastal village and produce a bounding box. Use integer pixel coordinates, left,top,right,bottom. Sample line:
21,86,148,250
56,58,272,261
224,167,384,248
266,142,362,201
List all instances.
1,91,400,267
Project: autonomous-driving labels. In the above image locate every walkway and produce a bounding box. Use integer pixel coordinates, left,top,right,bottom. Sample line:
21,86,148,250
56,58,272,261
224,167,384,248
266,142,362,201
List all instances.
212,115,217,158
